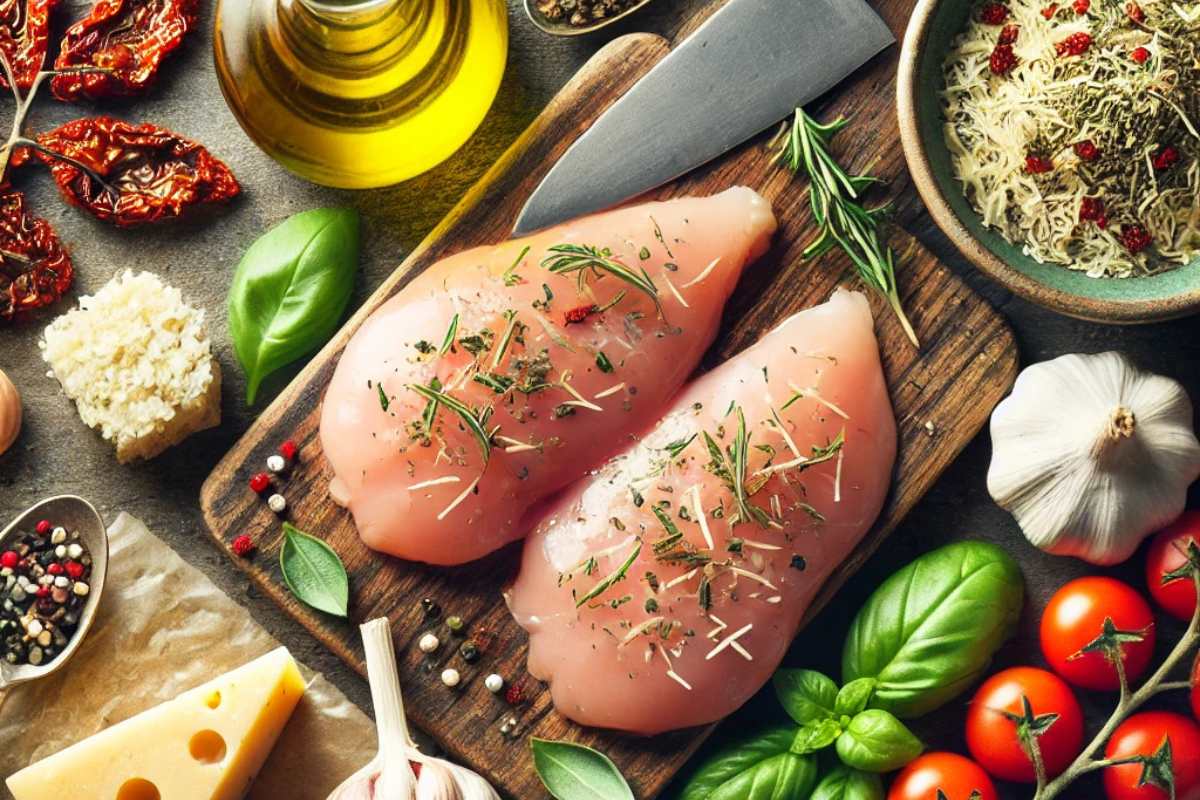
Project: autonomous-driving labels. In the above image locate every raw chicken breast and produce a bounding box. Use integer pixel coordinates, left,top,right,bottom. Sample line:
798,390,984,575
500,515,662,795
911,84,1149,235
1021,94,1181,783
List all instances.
321,188,776,564
506,290,896,733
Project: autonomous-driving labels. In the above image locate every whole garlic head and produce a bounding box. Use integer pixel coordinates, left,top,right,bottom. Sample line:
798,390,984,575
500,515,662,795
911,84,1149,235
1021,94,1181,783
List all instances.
0,367,21,456
988,352,1200,565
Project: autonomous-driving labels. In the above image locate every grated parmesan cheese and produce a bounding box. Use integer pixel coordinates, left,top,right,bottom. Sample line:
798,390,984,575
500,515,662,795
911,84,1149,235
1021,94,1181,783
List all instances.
941,0,1200,277
40,271,220,463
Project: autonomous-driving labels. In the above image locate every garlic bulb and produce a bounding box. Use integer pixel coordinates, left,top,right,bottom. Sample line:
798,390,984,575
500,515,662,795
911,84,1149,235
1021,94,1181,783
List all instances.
0,367,20,456
987,352,1200,565
328,618,500,800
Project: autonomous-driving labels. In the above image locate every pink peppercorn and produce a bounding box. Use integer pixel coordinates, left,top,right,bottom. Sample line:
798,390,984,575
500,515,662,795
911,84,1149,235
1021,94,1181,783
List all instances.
231,535,256,557
1131,46,1150,64
1073,0,1090,13
65,560,85,579
35,519,51,536
47,562,63,575
0,551,17,569
980,2,1009,23
249,472,271,494
280,440,298,461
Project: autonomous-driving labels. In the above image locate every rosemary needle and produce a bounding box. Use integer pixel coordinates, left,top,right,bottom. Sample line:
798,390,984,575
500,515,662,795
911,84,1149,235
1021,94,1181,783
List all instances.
774,108,920,348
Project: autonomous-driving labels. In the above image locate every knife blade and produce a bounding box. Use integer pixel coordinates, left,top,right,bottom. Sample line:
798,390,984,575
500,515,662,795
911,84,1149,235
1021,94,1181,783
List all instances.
512,0,894,236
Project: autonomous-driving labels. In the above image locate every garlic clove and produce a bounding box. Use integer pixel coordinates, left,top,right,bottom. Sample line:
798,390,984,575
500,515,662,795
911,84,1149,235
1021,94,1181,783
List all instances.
988,352,1200,565
414,760,459,800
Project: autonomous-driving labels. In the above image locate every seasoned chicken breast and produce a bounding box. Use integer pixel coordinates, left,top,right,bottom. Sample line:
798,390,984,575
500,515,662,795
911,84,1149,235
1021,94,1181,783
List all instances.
321,188,776,564
506,290,896,733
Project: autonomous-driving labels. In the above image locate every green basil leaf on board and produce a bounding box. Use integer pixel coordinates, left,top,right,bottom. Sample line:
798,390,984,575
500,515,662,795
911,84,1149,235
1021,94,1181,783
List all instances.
229,207,361,404
810,765,885,800
680,725,818,800
529,738,634,800
835,709,923,773
772,668,838,725
835,677,876,717
279,523,349,617
790,717,843,755
841,541,1024,718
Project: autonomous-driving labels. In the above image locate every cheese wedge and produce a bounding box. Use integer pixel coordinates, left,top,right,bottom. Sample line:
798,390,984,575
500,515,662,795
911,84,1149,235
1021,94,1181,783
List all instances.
6,647,306,800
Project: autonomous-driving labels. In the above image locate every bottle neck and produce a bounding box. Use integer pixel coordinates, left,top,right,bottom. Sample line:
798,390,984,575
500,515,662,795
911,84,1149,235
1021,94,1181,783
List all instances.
279,0,432,61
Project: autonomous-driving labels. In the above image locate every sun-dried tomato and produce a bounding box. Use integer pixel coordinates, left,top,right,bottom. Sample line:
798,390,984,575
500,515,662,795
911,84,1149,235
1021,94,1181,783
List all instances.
0,189,72,320
51,0,199,101
31,116,240,226
0,0,57,91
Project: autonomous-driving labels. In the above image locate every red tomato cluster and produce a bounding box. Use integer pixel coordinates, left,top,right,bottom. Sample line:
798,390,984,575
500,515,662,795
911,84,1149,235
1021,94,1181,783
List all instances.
887,514,1200,800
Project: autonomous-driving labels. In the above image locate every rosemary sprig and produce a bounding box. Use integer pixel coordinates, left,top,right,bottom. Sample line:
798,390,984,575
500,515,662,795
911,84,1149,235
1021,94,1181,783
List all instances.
774,109,919,347
491,309,520,369
407,383,493,466
439,314,459,356
703,407,769,528
503,245,530,286
541,244,661,314
575,541,642,608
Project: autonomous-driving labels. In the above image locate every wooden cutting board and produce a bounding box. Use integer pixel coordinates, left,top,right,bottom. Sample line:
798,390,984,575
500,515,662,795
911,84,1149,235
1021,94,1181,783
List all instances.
200,27,1018,800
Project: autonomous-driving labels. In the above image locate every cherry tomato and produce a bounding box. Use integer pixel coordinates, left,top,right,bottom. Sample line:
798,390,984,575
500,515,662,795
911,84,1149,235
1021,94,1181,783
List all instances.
1145,512,1200,621
888,752,999,800
1104,711,1200,800
1040,577,1156,691
966,667,1084,783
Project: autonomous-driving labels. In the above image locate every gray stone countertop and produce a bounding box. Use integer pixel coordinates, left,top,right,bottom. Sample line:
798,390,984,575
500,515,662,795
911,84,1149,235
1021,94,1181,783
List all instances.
1,2,1196,799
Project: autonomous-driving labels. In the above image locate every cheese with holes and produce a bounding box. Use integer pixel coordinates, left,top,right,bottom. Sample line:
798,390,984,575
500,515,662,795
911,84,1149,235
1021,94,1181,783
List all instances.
6,647,305,800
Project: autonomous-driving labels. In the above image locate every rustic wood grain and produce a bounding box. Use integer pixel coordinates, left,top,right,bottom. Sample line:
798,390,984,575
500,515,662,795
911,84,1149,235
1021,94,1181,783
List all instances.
200,27,1018,800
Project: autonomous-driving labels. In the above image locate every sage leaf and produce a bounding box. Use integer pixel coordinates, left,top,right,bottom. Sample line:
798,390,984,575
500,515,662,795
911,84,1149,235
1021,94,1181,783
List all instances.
791,717,843,755
279,523,349,617
229,207,360,404
530,738,634,800
835,710,923,773
835,678,876,717
681,726,817,800
842,541,1024,718
773,668,838,725
811,765,885,800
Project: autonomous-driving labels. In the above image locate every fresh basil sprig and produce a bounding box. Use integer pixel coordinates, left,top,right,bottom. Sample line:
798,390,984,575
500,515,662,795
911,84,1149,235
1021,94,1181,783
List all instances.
835,709,923,772
810,765,884,800
279,522,349,618
680,725,817,800
530,738,634,800
229,207,360,404
842,540,1024,718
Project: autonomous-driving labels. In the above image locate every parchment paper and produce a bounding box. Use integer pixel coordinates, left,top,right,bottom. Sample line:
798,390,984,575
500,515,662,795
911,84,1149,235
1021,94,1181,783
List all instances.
0,512,377,798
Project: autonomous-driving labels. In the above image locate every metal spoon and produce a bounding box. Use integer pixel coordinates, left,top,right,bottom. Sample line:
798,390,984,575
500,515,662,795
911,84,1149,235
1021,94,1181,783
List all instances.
0,495,106,691
522,0,656,35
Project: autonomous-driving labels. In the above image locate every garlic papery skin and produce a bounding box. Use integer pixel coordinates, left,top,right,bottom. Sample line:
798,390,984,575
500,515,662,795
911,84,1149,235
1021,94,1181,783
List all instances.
0,367,20,456
327,618,501,800
987,352,1200,565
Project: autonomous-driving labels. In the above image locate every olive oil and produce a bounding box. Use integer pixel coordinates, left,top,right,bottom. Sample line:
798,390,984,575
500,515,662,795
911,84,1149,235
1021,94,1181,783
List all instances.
214,0,508,189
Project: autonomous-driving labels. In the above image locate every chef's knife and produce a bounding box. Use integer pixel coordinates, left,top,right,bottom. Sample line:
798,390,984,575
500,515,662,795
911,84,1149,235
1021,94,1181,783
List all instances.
512,0,894,235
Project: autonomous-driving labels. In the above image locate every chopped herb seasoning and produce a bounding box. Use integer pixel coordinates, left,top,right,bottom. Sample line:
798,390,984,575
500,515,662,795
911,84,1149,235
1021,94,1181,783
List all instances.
639,246,651,260
697,575,712,610
575,542,642,607
408,382,492,465
664,433,696,459
458,329,495,357
596,351,614,373
644,597,660,613
503,245,530,286
414,340,436,355
377,382,390,411
542,243,661,313
790,554,808,571
553,403,576,419
727,538,744,554
439,314,459,356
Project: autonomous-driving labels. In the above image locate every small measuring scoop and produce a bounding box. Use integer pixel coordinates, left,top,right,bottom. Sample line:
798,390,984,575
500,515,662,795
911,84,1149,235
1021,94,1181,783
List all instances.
0,495,107,692
523,0,655,35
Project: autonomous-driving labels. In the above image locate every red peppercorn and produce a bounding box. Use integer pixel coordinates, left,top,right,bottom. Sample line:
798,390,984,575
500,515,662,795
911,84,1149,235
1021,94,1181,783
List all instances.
505,676,527,705
47,562,63,575
999,24,1020,45
1073,0,1090,13
35,519,52,536
1127,1,1145,22
35,585,51,599
279,440,298,461
1079,197,1108,228
65,560,84,579
1025,154,1055,174
980,2,1009,24
1056,32,1093,57
1131,46,1151,64
1074,140,1100,161
1042,3,1059,18
990,44,1018,75
231,535,256,557
1121,224,1152,253
562,304,598,325
249,472,271,494
0,551,18,569
1153,146,1179,171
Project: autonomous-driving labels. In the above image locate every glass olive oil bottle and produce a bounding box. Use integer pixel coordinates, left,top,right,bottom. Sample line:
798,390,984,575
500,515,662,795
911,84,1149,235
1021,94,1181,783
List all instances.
214,0,508,189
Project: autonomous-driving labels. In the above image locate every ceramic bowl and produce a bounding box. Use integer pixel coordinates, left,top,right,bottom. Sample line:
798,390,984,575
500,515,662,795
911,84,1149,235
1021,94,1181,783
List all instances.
897,0,1200,323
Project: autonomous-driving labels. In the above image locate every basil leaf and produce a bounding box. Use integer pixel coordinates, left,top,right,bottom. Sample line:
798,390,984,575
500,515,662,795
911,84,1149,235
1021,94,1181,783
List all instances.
791,717,842,755
530,738,634,800
279,523,349,617
773,668,838,725
681,725,817,800
835,678,876,717
229,208,360,404
842,541,1024,718
811,765,885,800
835,710,923,773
